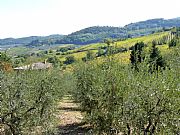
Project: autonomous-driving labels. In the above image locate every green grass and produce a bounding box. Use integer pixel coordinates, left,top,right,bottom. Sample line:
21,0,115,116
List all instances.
7,46,32,56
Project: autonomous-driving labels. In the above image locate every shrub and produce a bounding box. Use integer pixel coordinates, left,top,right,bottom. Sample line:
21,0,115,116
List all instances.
169,38,177,48
73,55,179,134
64,56,75,65
0,70,66,134
47,56,62,68
82,50,95,62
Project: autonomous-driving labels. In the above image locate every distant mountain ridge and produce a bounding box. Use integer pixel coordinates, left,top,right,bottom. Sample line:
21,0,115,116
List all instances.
0,17,180,46
124,18,180,30
0,35,64,46
55,17,180,45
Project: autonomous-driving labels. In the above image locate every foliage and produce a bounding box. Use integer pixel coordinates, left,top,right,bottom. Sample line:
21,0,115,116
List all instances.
26,35,64,47
0,26,179,135
0,52,12,72
169,28,180,48
12,58,26,68
130,42,145,71
47,56,62,68
0,70,67,134
148,44,167,73
0,52,11,62
56,46,75,53
96,41,128,58
64,55,75,65
73,46,179,134
82,50,95,62
152,35,171,45
97,47,106,57
169,38,178,48
49,49,53,53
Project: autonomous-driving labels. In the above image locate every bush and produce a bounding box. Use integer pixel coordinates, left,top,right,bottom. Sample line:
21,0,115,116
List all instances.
64,56,75,65
47,56,62,68
169,38,177,48
73,56,179,134
0,70,66,134
0,52,13,72
82,50,95,62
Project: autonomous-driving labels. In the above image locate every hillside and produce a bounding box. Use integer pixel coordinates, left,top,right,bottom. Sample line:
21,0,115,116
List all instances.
55,26,127,45
125,18,180,30
0,35,64,46
56,17,180,45
5,28,177,63
0,17,180,47
1,28,179,135
56,31,171,64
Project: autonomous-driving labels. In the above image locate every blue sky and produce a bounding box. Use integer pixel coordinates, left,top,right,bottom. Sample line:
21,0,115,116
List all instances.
0,0,179,38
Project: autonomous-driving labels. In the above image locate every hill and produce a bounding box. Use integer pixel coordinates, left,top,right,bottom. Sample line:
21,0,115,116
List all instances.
0,35,64,46
0,17,180,47
51,17,180,45
125,18,180,30
56,31,171,64
55,26,127,45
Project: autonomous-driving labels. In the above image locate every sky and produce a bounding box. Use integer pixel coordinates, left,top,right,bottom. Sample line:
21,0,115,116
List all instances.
0,0,179,38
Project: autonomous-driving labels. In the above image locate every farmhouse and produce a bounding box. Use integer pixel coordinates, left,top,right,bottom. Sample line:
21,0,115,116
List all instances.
14,62,52,70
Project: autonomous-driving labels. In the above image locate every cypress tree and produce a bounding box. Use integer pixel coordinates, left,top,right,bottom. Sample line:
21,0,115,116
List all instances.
130,42,145,71
148,44,166,73
169,38,177,48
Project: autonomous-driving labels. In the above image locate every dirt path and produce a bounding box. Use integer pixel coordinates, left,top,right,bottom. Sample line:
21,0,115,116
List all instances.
58,95,91,135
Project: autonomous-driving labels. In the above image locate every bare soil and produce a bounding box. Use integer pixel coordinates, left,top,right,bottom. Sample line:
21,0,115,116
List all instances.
58,95,91,135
